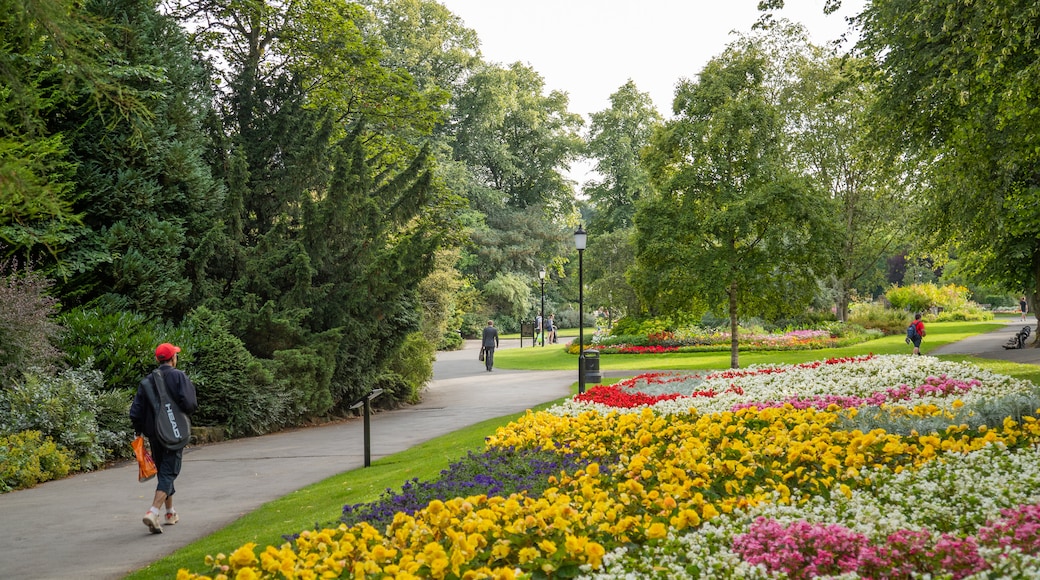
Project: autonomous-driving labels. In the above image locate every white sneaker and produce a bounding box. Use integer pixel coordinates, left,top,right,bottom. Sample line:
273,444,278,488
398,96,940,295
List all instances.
164,512,179,525
143,511,163,534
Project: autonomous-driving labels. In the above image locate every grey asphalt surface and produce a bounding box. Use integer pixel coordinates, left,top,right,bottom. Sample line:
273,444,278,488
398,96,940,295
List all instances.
929,317,1040,364
1,321,1037,580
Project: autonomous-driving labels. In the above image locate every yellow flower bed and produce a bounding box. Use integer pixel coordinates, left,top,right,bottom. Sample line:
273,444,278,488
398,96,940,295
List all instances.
180,406,1040,579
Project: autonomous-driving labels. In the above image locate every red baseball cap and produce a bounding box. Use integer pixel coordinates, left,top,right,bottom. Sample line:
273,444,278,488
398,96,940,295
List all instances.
155,343,181,361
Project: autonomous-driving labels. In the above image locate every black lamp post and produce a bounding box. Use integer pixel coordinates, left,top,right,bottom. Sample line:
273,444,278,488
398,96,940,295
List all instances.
574,225,587,394
539,267,546,347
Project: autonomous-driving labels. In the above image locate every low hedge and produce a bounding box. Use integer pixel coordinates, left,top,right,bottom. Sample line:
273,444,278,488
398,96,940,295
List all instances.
0,430,73,492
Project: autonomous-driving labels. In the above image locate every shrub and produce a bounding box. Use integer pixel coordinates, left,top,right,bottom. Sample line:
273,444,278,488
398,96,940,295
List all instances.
583,322,883,355
848,301,910,335
483,272,532,321
636,316,675,336
184,307,284,437
493,316,520,334
95,388,136,461
767,310,838,331
460,312,486,339
385,332,434,405
59,307,165,390
0,431,73,492
0,258,63,387
555,307,597,330
884,283,994,322
609,316,642,336
438,329,464,351
936,304,994,322
370,371,413,410
886,283,939,313
595,334,651,348
0,364,108,470
270,340,337,422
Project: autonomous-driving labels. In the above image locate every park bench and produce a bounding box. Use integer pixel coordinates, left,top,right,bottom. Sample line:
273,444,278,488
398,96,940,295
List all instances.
1003,325,1032,350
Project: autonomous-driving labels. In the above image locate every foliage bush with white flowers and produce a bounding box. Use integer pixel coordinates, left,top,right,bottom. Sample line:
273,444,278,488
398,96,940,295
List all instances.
181,355,1040,579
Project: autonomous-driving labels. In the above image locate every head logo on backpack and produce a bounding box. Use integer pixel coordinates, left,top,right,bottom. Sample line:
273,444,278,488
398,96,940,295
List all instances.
140,370,191,450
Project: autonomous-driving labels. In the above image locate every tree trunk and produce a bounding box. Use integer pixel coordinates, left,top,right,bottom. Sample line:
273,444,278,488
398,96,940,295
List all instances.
836,279,850,323
1032,265,1039,346
729,282,739,369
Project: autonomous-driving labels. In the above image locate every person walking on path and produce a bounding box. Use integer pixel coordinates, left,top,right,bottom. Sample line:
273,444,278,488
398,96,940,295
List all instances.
1022,296,1029,322
129,342,198,534
481,320,500,371
906,313,926,356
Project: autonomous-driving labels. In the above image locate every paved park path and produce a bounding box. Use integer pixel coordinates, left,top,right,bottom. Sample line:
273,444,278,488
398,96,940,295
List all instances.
0,321,1037,579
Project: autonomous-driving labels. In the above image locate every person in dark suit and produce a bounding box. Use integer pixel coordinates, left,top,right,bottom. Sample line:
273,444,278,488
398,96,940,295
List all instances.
481,320,500,372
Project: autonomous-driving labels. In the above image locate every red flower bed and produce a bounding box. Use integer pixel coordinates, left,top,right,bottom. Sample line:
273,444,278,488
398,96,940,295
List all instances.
574,355,877,409
612,345,680,354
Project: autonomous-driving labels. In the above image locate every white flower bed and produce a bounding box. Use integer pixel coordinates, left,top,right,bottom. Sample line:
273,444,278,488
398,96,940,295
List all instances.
552,355,1036,417
586,443,1040,579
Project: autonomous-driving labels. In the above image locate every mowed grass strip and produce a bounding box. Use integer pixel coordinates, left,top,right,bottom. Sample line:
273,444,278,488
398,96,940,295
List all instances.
493,321,1007,371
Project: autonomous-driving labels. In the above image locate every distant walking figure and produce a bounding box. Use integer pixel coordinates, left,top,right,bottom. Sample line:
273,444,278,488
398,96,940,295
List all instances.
1021,296,1029,322
906,313,926,356
481,320,500,372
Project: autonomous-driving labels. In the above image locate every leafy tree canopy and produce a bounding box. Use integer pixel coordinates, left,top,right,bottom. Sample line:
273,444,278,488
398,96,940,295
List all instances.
1,0,163,264
449,62,584,213
583,80,661,233
855,0,1040,319
635,32,840,367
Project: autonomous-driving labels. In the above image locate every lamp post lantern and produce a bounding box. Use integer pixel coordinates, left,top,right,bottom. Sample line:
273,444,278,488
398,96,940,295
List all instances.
574,225,587,394
539,267,546,347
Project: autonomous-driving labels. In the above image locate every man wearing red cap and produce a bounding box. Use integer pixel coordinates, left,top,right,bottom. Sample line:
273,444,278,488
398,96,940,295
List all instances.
129,342,198,534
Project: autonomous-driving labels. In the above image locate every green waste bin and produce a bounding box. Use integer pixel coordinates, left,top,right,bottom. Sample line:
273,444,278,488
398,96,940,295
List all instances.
583,349,601,384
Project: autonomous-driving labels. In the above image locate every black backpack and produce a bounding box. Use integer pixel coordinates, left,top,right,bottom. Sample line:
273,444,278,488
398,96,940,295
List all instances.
140,369,191,450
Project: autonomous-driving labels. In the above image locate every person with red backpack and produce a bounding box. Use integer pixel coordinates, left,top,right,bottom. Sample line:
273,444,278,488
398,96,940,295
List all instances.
905,313,926,355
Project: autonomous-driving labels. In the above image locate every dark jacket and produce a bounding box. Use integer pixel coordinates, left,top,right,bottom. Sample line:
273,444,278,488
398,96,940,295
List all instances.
129,364,198,438
481,325,500,348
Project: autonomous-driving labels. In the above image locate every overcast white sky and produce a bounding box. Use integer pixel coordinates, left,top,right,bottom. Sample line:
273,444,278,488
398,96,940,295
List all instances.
437,0,865,122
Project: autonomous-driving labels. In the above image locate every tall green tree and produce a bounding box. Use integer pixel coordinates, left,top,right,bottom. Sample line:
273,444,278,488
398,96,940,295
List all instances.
465,206,568,285
583,80,661,233
302,127,442,404
450,62,584,213
0,0,157,265
353,0,478,349
855,0,1040,333
635,35,839,368
48,0,224,318
169,0,452,404
445,60,582,322
781,40,905,320
355,0,479,101
586,228,640,322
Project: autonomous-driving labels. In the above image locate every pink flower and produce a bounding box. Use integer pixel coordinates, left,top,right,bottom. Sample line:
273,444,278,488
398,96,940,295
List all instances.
735,519,989,579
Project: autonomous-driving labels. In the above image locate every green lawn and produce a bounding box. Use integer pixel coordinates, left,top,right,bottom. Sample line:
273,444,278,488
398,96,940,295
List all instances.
493,320,1006,371
129,319,1036,578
